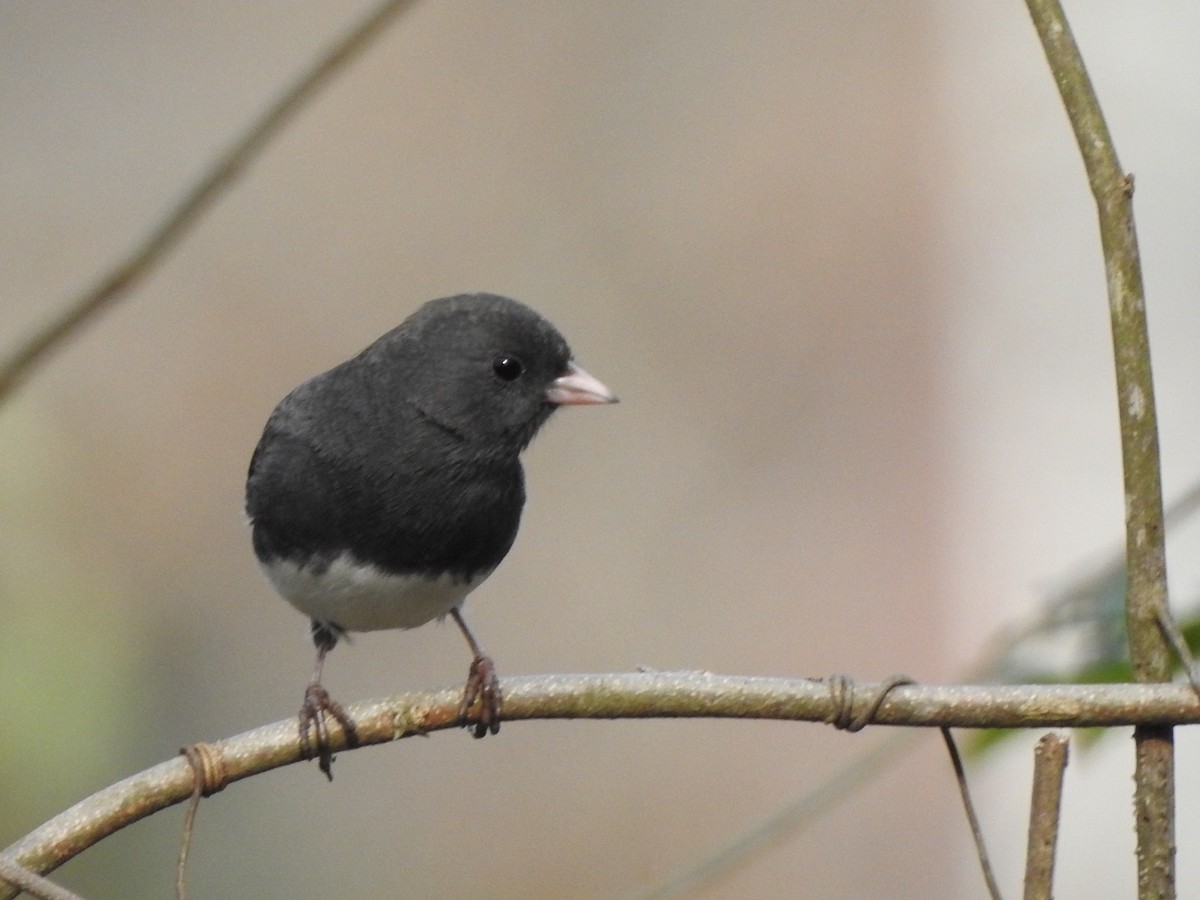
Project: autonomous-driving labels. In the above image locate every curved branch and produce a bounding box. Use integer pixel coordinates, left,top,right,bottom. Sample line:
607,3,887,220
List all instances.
1025,2,1174,896
4,671,1200,896
0,0,419,404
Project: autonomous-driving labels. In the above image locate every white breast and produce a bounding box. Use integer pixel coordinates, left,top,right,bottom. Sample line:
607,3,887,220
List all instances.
261,552,491,632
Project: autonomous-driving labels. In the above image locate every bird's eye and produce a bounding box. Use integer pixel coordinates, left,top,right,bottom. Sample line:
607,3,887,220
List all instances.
492,356,524,381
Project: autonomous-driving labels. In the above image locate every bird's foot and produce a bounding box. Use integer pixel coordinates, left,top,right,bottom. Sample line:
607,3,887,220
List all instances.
459,654,503,738
298,682,359,780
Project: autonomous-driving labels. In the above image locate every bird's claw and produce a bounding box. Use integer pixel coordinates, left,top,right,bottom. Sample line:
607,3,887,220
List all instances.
299,682,359,780
459,654,502,738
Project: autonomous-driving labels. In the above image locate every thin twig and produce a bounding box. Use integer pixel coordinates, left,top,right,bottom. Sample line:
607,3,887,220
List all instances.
1025,3,1175,897
633,731,920,899
0,856,86,900
173,742,228,900
980,481,1200,683
1023,733,1070,900
175,793,200,900
0,0,420,404
640,497,1200,900
1155,606,1200,696
942,728,1002,900
4,672,1200,898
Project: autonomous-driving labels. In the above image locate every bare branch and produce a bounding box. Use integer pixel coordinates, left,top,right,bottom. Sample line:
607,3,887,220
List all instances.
943,728,1002,900
1024,1,1174,895
1023,733,1070,900
0,857,86,900
4,672,1200,896
0,0,419,404
635,732,920,898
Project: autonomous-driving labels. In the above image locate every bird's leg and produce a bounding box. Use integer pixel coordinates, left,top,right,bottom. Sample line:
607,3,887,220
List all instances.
299,621,359,780
449,607,502,738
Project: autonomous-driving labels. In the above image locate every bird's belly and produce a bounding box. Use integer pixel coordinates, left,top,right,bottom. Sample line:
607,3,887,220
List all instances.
261,552,490,632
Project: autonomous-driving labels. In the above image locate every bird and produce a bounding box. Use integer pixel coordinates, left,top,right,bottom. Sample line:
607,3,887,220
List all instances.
245,293,617,777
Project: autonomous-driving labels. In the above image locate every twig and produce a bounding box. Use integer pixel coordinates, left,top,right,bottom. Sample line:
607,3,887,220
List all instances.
1024,2,1175,897
633,731,920,899
979,480,1200,683
175,743,227,900
641,499,1200,900
942,728,1002,900
1155,606,1200,696
0,856,86,900
1023,733,1070,900
4,672,1200,898
0,0,420,405
175,792,200,900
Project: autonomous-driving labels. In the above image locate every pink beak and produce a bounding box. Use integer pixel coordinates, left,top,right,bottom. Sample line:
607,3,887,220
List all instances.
546,362,619,406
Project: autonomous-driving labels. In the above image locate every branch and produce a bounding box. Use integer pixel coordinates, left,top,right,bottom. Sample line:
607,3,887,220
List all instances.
0,857,84,900
1025,3,1174,897
0,0,419,405
635,731,920,898
1023,733,1070,900
942,728,1002,899
4,672,1200,896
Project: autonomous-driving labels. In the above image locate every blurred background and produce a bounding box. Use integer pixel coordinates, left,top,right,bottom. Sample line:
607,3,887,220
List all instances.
3,2,1200,897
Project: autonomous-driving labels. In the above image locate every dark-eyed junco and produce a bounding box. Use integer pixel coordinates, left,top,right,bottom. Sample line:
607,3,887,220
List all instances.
246,293,617,777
